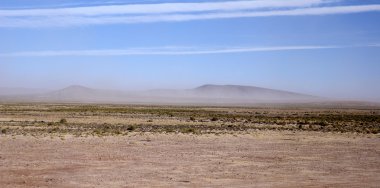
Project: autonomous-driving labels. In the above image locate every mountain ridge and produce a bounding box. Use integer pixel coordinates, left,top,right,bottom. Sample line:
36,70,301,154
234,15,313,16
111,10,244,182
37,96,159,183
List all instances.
0,84,322,104
193,84,315,96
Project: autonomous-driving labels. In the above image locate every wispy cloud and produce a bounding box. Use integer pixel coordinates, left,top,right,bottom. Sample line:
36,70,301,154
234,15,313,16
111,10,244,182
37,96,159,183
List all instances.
0,0,326,16
0,0,379,27
1,44,378,57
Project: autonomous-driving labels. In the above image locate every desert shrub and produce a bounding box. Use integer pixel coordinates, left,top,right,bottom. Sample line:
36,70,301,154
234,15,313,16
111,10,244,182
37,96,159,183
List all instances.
211,117,218,121
164,126,175,133
48,127,59,133
190,117,195,121
102,124,111,130
1,129,6,134
93,129,102,136
127,125,135,131
182,128,196,134
298,124,303,129
316,121,328,127
297,120,306,125
276,121,286,125
59,118,67,124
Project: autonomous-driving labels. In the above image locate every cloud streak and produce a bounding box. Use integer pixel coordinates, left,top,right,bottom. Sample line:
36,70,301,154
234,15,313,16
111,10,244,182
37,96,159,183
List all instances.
0,0,379,27
1,44,378,57
0,0,325,16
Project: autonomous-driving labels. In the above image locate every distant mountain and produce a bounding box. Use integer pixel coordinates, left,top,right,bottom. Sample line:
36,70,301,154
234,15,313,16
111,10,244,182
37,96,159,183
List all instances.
48,85,97,97
45,85,105,100
0,84,323,105
37,85,133,102
191,84,317,101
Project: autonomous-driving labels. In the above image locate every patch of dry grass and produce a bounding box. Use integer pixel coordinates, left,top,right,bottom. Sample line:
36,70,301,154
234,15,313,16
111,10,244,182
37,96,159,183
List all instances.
0,103,379,136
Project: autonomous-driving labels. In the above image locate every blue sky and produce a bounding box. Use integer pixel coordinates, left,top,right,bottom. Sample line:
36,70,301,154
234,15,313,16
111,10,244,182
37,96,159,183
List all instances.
0,0,380,101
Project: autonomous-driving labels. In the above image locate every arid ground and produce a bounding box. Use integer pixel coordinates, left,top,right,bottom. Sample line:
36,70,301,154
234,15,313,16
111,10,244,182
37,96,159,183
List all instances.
0,103,379,187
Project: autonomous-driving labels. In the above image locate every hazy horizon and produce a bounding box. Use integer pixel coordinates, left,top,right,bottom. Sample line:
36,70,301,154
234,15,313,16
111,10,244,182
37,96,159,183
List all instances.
1,0,380,102
0,83,379,103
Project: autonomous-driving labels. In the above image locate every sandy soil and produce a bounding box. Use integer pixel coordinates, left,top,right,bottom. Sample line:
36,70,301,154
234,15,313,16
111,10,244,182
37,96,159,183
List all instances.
0,131,379,187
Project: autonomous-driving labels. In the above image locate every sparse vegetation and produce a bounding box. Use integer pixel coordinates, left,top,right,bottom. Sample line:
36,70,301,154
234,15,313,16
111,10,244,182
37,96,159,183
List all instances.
0,103,379,135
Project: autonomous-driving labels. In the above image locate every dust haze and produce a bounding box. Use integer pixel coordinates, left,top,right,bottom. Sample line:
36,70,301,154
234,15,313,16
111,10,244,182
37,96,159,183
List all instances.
0,84,327,105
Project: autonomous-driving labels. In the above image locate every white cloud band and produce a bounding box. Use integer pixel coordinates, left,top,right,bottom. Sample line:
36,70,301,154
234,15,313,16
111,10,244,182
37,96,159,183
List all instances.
0,44,378,57
0,0,379,27
0,0,326,17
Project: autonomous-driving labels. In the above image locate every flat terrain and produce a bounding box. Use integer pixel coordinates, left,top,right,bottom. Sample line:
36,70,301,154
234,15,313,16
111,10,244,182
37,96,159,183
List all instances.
0,103,379,187
0,103,379,135
1,132,379,187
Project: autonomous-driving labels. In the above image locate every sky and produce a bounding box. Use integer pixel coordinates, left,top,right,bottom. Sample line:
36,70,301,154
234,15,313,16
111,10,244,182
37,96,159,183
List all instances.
0,0,380,101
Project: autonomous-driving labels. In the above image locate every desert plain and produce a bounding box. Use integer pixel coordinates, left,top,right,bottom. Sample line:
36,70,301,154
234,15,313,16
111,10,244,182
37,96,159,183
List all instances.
0,103,379,187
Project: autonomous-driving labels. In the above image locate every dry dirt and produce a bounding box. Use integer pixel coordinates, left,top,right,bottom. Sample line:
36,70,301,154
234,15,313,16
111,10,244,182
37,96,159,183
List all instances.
0,131,379,187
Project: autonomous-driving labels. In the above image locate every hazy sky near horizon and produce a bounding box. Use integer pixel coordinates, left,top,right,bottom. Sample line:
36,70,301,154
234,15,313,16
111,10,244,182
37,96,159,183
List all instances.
0,0,380,101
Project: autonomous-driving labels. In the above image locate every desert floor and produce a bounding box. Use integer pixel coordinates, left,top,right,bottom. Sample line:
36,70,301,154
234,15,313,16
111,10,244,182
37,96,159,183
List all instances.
0,131,379,187
0,103,379,187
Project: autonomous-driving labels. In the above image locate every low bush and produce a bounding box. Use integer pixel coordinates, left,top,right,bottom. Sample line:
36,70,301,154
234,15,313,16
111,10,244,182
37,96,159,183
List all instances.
59,118,67,124
127,125,136,131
